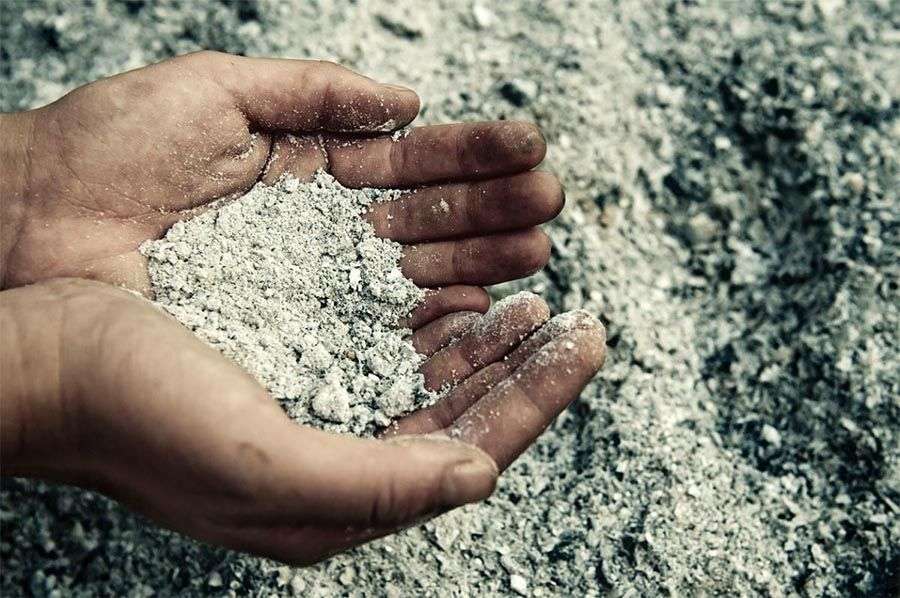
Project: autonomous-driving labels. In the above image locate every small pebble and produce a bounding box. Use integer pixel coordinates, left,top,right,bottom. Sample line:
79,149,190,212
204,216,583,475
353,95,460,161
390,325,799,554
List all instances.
510,574,529,596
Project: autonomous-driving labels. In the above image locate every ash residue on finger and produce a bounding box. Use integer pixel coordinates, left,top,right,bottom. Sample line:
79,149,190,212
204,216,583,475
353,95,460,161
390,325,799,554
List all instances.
141,171,428,434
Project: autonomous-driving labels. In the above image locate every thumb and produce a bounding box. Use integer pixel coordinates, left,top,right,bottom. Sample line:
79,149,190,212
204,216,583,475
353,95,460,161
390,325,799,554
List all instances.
374,434,500,522
239,419,498,529
212,417,498,566
188,51,420,132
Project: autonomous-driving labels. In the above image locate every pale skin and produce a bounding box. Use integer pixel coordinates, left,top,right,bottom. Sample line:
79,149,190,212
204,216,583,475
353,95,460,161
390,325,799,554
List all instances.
0,51,606,564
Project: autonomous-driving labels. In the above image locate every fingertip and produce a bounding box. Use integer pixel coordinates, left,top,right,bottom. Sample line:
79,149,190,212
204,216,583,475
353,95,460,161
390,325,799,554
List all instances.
540,327,607,377
523,227,552,274
489,229,551,279
470,122,547,175
383,83,421,112
505,121,547,167
404,286,491,329
382,82,417,94
467,286,493,313
441,451,498,507
430,285,491,315
471,291,549,351
528,171,566,221
515,290,551,323
311,62,420,132
574,326,608,370
592,315,608,347
548,309,600,334
562,310,607,361
497,171,564,226
411,310,481,356
506,323,607,395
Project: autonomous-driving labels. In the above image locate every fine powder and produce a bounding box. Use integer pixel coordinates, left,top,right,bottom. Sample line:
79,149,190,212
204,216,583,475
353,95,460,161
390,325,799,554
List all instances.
141,171,429,435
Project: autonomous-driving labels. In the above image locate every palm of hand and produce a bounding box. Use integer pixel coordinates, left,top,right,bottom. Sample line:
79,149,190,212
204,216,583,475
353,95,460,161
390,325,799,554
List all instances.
8,56,259,289
6,276,602,564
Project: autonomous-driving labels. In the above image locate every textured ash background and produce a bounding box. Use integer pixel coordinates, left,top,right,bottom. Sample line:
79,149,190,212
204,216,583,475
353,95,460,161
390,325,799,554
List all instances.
1,1,897,596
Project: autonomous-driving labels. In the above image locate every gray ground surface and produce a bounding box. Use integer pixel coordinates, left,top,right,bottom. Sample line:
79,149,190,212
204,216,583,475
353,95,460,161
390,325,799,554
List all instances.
1,0,898,595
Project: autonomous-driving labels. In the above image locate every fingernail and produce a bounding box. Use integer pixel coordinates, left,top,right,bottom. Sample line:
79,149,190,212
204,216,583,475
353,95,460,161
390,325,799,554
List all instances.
441,454,498,507
520,124,546,155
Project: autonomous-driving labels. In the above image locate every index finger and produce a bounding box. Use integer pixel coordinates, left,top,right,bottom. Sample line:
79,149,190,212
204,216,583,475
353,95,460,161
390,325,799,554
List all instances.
322,121,547,188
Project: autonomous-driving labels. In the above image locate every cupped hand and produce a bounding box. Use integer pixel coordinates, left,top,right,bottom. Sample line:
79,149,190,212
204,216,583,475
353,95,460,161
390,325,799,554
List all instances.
1,51,561,327
0,279,605,564
0,51,607,565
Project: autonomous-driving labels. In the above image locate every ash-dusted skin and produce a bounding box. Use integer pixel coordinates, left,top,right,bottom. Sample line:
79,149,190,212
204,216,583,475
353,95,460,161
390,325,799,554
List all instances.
0,52,605,565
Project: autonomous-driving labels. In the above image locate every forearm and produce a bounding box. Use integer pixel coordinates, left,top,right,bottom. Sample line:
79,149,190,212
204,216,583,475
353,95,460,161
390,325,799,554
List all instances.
0,111,34,289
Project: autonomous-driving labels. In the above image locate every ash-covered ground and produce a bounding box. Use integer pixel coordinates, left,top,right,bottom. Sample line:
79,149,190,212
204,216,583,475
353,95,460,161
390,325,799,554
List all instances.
1,1,897,595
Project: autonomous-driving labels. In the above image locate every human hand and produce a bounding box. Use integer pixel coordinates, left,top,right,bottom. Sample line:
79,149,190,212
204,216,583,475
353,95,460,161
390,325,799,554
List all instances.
0,52,606,564
0,279,605,564
0,51,562,329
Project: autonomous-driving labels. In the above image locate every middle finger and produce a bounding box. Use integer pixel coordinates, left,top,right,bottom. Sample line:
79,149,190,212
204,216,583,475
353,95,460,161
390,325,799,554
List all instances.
366,171,564,243
323,121,547,188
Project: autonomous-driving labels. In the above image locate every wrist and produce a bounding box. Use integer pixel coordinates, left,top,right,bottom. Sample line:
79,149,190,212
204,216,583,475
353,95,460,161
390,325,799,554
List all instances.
0,279,91,480
0,110,36,289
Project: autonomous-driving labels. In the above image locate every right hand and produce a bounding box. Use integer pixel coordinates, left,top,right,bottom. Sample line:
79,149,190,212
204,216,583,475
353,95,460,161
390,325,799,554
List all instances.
1,50,562,318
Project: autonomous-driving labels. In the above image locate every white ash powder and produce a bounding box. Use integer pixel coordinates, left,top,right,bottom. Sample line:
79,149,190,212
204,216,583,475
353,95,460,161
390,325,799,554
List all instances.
141,171,428,435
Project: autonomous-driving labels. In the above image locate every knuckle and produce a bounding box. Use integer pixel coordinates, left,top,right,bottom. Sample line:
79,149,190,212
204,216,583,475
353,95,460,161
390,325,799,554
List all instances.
315,59,344,72
451,240,470,283
369,475,415,526
431,401,460,430
187,49,224,65
388,138,407,183
313,60,353,86
462,182,482,228
455,127,474,172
